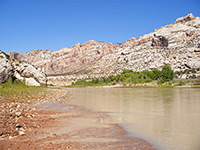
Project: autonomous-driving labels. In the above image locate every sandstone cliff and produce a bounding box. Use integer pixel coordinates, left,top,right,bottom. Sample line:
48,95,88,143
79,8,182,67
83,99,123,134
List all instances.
0,50,47,86
8,14,200,86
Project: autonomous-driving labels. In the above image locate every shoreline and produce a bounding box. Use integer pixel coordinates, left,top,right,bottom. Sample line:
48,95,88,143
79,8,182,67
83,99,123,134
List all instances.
62,83,200,89
0,88,155,150
61,78,200,89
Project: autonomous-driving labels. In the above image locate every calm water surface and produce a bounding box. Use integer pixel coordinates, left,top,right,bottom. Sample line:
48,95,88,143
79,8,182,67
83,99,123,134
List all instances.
66,88,200,150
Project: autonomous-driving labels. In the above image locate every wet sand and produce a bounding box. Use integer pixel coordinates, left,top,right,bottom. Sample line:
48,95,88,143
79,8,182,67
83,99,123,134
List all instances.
0,89,155,150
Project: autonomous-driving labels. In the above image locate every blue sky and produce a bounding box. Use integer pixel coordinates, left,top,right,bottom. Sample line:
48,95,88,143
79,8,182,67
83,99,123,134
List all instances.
0,0,199,53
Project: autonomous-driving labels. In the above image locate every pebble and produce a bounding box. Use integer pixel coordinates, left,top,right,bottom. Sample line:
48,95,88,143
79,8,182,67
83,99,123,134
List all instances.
51,133,58,137
15,112,22,117
18,131,25,136
27,115,31,118
32,108,37,111
16,124,22,128
9,136,14,139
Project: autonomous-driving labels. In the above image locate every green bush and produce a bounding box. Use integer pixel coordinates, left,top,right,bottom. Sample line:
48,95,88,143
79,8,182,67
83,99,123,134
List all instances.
159,65,174,83
151,68,161,80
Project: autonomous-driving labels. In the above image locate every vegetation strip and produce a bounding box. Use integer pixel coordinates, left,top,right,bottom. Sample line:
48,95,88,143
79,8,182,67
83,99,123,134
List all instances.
71,65,200,87
71,65,173,86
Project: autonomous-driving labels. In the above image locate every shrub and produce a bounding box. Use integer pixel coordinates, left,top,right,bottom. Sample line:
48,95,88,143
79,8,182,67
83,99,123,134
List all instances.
159,65,174,83
112,80,117,85
150,68,161,80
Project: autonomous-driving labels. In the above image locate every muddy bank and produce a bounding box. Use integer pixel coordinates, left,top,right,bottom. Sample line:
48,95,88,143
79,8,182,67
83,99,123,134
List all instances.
0,89,155,150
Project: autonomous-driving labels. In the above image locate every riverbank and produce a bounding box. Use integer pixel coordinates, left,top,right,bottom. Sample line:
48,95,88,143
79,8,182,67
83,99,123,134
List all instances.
67,78,200,88
0,88,155,150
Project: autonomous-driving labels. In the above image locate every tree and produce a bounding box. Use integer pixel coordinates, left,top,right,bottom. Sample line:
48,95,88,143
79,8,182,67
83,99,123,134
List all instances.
160,65,174,83
150,68,161,80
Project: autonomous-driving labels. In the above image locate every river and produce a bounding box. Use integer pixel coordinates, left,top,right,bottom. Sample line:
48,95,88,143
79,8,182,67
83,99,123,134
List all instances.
66,87,200,150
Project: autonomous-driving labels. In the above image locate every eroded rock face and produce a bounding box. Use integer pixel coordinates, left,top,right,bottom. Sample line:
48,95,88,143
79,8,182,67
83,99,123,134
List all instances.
151,34,168,47
8,13,200,86
13,62,47,86
9,41,114,75
0,51,13,83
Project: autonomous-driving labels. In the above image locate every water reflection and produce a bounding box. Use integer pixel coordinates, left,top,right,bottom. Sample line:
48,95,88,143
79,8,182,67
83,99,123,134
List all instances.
67,88,200,150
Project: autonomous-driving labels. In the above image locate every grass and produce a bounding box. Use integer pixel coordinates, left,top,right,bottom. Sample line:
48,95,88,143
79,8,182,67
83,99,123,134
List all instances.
0,77,46,102
169,78,200,87
191,85,200,88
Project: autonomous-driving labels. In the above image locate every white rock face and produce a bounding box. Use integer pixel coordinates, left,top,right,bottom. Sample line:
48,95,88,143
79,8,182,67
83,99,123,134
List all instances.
13,62,47,86
0,50,47,86
14,72,40,86
0,50,13,83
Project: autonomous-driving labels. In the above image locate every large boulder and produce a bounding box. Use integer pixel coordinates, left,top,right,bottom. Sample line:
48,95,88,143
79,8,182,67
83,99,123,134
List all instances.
13,62,47,86
0,50,13,83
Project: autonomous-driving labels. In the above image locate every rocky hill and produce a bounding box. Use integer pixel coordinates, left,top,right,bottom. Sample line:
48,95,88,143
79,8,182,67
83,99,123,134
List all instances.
0,50,47,86
8,14,200,86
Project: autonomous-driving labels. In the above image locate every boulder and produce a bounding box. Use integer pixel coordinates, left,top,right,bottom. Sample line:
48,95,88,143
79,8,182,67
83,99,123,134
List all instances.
13,62,47,86
0,50,13,83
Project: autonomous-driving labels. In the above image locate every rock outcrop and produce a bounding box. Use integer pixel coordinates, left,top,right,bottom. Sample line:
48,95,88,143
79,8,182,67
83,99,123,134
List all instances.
151,34,168,47
8,13,200,86
0,50,13,83
0,50,47,86
13,62,47,86
175,13,195,24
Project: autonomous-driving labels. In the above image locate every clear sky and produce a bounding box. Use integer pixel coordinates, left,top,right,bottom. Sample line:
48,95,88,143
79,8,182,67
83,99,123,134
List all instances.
0,0,199,53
